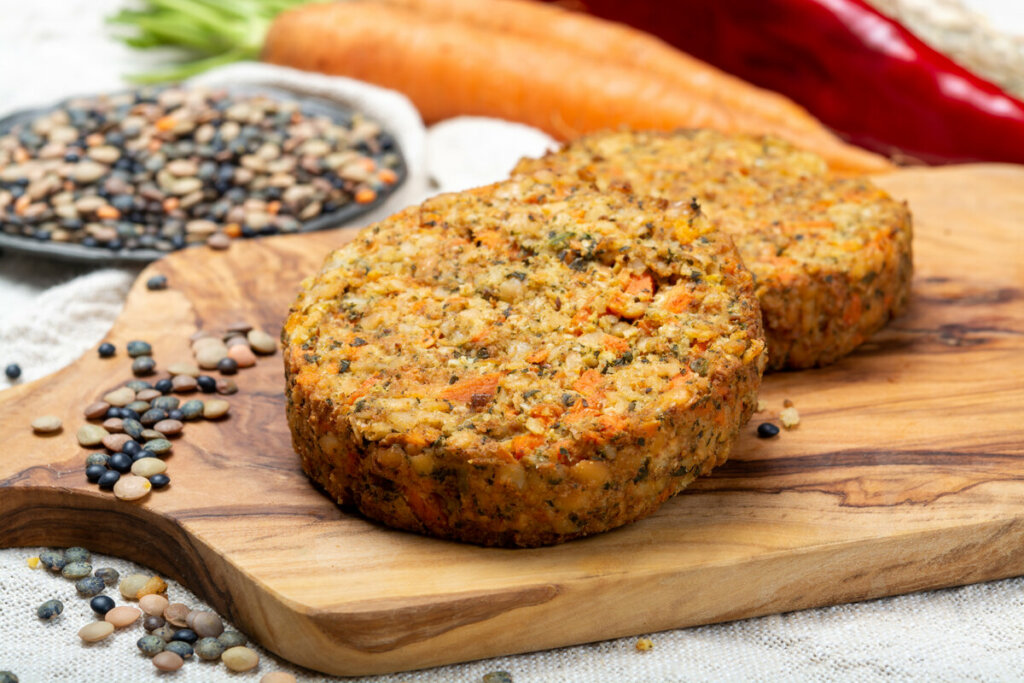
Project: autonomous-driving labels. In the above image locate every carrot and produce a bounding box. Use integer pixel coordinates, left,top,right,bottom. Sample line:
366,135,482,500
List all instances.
440,373,502,403
262,2,890,174
373,0,892,174
572,369,605,402
525,348,550,364
510,433,545,460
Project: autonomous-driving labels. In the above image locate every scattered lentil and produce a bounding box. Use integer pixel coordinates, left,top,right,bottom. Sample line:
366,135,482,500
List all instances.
167,362,200,377
261,673,298,683
196,375,217,393
146,275,168,291
85,453,109,466
226,322,253,334
140,593,169,616
132,356,156,376
227,344,256,368
217,357,239,375
155,378,174,394
153,419,182,436
140,428,164,441
97,342,116,358
171,628,198,644
635,637,654,652
103,387,135,406
114,474,152,501
152,651,184,672
31,415,62,434
76,576,106,597
97,470,121,489
222,646,260,672
120,573,150,599
122,418,144,439
195,636,225,660
132,458,167,478
64,547,90,563
171,374,198,393
125,380,152,392
138,634,166,657
153,624,177,642
103,433,133,453
144,438,172,455
125,399,151,414
191,611,224,638
139,408,167,426
180,399,204,420
76,424,108,447
150,474,171,488
203,399,230,419
217,631,247,648
61,562,93,580
136,388,162,401
95,567,120,586
106,605,142,628
90,595,115,615
127,341,153,357
85,464,107,483
0,672,17,683
195,345,228,370
108,452,133,473
144,614,166,631
164,640,194,659
36,599,63,621
163,603,190,627
482,673,513,683
5,363,21,380
101,417,124,432
39,549,66,572
78,621,115,643
757,422,781,438
216,378,238,395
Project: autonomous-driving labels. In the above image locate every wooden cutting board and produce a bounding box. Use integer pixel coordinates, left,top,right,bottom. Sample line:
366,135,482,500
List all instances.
1,164,1022,676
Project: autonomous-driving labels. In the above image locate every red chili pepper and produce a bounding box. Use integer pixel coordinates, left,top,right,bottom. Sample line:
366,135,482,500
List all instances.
563,0,1024,165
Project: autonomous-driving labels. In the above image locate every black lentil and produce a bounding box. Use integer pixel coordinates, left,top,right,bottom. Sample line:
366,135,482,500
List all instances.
144,615,166,631
36,599,63,621
5,363,21,380
98,342,116,358
196,375,217,393
146,275,168,291
126,341,152,357
154,378,174,394
109,452,133,473
164,641,193,659
90,595,116,615
97,470,121,489
85,464,107,483
168,409,184,421
149,474,171,489
171,628,198,644
122,440,142,455
756,422,780,438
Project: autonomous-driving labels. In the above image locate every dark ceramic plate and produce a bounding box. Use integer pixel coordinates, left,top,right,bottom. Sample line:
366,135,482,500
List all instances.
0,85,407,265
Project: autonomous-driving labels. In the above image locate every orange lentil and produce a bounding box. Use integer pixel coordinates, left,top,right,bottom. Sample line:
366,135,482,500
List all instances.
13,148,29,163
155,115,176,132
96,205,120,220
359,157,377,172
267,200,281,215
14,195,31,215
162,197,180,212
355,187,377,204
224,222,242,238
147,139,162,152
378,168,398,184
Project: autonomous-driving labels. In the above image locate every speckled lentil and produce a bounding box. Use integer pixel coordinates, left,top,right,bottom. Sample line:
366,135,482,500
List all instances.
194,636,225,660
164,640,194,659
94,567,120,586
0,672,18,683
39,549,66,572
153,624,177,642
217,631,246,648
61,561,92,580
126,340,153,358
36,599,63,621
137,634,167,656
180,399,204,420
131,356,156,376
75,576,106,597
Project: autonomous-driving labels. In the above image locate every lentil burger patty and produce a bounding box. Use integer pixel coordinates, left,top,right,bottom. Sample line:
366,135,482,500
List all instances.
514,130,913,370
284,174,767,547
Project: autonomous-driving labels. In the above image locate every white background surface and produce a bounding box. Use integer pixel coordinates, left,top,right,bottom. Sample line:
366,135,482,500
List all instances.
4,1,1024,682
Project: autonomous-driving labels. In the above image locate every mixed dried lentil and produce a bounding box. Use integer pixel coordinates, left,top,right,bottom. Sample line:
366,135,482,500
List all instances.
0,85,402,255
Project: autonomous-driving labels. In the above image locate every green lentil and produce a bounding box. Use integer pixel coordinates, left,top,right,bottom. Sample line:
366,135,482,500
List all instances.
132,356,157,376
125,400,151,414
38,549,66,572
0,672,17,683
217,631,246,648
164,640,194,659
85,453,109,466
482,673,514,683
127,341,153,357
145,438,173,455
75,576,106,597
180,399,204,420
61,561,92,580
151,396,180,411
122,418,144,439
137,634,166,657
95,567,120,586
64,547,90,563
36,599,63,621
193,637,224,660
125,380,152,392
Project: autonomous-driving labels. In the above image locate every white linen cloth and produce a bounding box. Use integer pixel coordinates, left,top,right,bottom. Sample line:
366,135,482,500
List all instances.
4,1,1024,681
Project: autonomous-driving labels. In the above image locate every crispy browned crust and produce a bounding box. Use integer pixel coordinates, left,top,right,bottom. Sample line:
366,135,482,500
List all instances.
284,174,766,547
514,129,913,370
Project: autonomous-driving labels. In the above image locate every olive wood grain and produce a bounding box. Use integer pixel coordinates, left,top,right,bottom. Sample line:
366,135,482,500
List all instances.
1,164,1022,676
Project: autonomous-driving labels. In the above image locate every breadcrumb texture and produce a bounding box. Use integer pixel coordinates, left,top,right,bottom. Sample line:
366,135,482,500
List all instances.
514,130,913,370
284,174,766,547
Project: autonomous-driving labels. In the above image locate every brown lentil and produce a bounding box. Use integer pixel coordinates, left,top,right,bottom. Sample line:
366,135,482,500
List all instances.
152,651,184,672
222,646,260,672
